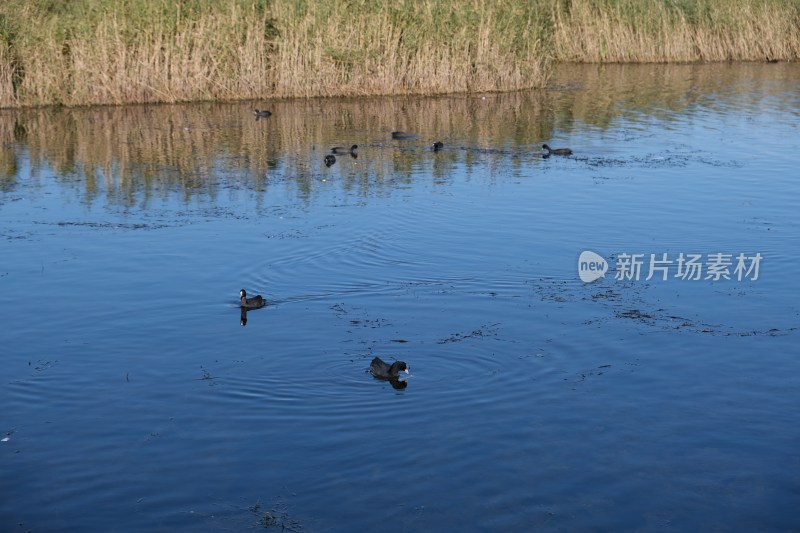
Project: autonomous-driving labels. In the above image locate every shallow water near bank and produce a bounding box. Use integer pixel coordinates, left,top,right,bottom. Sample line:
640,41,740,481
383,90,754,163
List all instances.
1,63,799,532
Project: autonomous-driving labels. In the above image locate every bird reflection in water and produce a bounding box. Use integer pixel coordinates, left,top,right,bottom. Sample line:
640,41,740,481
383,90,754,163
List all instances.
240,304,270,326
387,377,408,390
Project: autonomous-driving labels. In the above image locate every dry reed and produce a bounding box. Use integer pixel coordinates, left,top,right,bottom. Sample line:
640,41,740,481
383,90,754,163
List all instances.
0,0,797,108
552,0,800,63
0,0,549,107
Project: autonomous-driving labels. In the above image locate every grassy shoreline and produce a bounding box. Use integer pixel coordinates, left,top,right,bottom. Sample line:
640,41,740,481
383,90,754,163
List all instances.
1,0,798,108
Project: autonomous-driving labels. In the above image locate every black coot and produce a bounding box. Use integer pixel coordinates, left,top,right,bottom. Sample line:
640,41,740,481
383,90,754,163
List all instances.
369,357,409,379
331,144,358,155
240,289,266,309
542,143,573,155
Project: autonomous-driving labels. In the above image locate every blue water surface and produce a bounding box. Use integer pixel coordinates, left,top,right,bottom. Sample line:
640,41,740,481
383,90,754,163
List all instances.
1,63,798,532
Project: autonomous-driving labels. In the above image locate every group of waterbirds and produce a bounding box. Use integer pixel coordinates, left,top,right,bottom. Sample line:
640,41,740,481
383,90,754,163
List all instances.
243,107,572,385
246,102,571,381
324,132,446,167
253,109,572,164
323,137,572,166
322,133,573,166
239,287,409,386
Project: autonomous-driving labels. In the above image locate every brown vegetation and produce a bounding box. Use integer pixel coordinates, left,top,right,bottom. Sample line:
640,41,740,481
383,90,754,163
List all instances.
0,1,797,108
553,0,800,63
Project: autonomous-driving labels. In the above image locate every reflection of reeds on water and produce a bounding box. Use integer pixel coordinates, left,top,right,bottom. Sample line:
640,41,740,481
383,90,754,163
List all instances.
547,62,800,128
2,93,556,205
1,63,796,205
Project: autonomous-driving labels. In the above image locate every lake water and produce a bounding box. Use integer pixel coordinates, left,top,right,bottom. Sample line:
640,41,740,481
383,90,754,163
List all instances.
1,63,798,532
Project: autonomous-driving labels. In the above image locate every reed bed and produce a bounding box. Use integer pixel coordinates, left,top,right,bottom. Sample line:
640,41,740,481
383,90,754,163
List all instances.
0,0,548,107
0,0,797,108
553,0,800,63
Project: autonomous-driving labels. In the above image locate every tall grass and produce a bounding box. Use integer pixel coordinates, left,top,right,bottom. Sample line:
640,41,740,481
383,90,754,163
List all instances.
553,0,800,62
0,1,279,106
0,0,797,107
269,1,548,97
0,0,549,107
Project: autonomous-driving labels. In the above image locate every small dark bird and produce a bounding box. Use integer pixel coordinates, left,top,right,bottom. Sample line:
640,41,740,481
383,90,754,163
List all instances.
253,109,272,118
369,357,409,379
331,144,358,155
391,131,415,140
324,154,336,167
432,141,444,151
542,144,573,156
240,289,266,309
